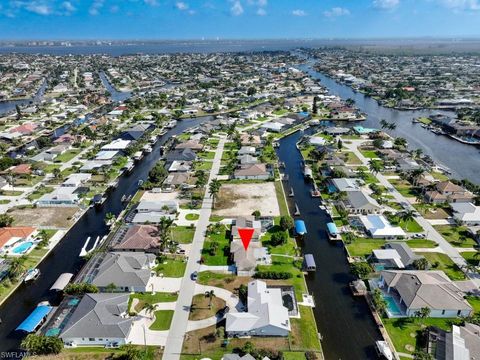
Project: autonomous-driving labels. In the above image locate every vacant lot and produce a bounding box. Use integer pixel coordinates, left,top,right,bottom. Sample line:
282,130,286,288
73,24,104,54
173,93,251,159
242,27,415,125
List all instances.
9,206,79,228
214,182,280,217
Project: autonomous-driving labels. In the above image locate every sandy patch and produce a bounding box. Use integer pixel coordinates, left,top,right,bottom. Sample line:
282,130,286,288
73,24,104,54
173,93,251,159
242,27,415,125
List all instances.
214,182,280,217
140,191,179,201
9,207,79,228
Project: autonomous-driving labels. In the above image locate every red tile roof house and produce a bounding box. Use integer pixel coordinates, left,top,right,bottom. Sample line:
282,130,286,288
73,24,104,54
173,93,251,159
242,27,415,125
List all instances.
109,225,161,253
9,123,38,135
8,164,32,175
0,227,37,253
424,181,475,204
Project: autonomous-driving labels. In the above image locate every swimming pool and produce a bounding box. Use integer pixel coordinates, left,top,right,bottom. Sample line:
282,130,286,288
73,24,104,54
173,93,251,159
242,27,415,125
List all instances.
327,184,337,193
384,295,403,317
12,241,34,254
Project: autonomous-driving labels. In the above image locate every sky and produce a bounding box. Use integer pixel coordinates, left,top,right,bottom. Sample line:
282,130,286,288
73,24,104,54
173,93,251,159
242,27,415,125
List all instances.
0,0,479,40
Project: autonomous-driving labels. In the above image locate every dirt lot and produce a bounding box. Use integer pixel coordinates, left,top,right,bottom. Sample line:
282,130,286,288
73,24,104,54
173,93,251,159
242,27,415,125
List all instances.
8,207,79,228
214,183,280,217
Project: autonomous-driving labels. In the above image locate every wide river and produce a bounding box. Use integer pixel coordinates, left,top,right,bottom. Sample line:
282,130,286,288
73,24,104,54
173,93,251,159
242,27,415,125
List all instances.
298,61,480,184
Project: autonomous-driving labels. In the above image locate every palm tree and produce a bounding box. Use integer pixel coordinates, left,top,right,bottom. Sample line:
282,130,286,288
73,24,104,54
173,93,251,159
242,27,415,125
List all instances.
380,119,388,129
195,170,207,188
142,303,158,319
205,290,216,309
400,210,415,223
368,160,383,175
156,217,174,252
209,179,222,209
388,123,397,131
8,257,26,279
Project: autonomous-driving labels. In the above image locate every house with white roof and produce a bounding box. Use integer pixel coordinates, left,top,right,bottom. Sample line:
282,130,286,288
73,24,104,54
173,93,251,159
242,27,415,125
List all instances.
101,139,131,151
451,203,480,226
359,215,406,239
226,280,291,337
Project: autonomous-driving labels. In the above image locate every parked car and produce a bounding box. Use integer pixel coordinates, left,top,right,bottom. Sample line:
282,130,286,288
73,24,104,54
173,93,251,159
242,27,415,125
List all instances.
412,233,426,239
191,271,198,281
105,342,120,349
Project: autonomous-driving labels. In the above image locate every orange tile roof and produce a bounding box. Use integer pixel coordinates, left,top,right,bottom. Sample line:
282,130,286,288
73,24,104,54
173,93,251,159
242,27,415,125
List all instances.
0,227,36,249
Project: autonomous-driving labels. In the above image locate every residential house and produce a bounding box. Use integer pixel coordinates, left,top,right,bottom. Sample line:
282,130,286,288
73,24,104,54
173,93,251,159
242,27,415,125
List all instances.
238,155,258,165
359,215,406,239
427,323,480,360
451,203,480,226
110,225,160,253
238,146,256,156
370,243,423,269
379,270,473,318
425,181,475,204
37,187,80,207
0,227,37,253
175,140,204,151
341,190,382,214
226,280,291,337
330,178,364,192
240,133,261,147
79,252,155,292
234,163,270,180
131,200,178,223
60,293,133,347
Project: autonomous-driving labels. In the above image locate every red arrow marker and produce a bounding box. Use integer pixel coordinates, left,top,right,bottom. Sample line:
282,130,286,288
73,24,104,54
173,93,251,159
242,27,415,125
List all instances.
238,228,255,250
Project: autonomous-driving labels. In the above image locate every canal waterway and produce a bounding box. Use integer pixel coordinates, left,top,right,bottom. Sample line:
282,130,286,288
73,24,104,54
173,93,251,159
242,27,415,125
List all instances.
277,129,382,360
0,80,47,116
99,71,132,102
0,116,211,355
298,61,480,184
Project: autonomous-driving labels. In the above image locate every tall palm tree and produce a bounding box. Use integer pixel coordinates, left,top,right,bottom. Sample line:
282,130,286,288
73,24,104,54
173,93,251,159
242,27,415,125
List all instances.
368,160,383,175
8,257,26,279
156,217,174,252
209,179,222,209
380,119,388,129
400,210,415,223
205,290,216,309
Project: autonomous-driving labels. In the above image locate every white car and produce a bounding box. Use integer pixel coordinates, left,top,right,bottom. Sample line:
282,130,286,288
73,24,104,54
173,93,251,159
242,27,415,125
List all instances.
412,233,426,239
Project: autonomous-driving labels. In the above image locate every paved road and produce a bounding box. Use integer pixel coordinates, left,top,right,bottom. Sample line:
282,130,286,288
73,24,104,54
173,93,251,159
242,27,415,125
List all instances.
162,136,226,360
345,140,468,269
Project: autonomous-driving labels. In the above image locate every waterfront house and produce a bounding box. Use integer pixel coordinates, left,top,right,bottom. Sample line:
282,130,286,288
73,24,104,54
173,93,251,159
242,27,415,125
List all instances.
330,178,364,192
341,190,382,214
131,200,178,223
60,293,133,347
79,252,155,292
165,148,197,164
238,154,258,165
427,323,480,360
238,146,256,156
359,215,406,239
234,163,270,180
226,280,291,337
240,133,261,147
101,139,131,152
379,270,473,318
110,225,160,253
37,187,79,207
424,181,475,204
370,243,423,269
175,140,204,151
231,216,262,242
230,240,271,276
0,227,37,253
451,203,480,226
120,123,153,141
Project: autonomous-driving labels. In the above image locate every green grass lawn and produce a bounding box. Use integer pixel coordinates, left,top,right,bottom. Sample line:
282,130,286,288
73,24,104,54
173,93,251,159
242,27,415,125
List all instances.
202,226,230,265
389,179,418,198
346,238,386,258
149,310,174,331
27,186,55,201
384,317,457,354
406,239,438,248
290,306,322,351
434,225,478,248
360,150,379,159
185,213,199,221
54,149,81,163
417,252,466,280
172,226,195,244
198,151,215,160
261,219,297,256
462,251,480,266
155,258,186,277
342,151,362,165
273,108,288,115
283,352,306,360
194,161,213,171
387,215,423,233
197,271,236,287
129,292,178,313
274,180,289,217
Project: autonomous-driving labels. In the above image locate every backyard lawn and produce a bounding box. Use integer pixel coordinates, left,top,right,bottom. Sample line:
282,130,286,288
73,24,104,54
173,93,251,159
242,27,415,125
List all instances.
360,150,379,159
417,252,466,280
201,225,230,266
434,225,478,248
27,186,54,201
384,317,457,354
387,214,423,233
345,238,386,258
172,226,195,244
149,310,174,331
406,239,438,248
462,251,480,266
154,258,186,277
54,149,82,163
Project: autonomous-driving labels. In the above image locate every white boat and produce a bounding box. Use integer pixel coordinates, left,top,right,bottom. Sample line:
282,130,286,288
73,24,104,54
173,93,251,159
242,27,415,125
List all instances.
24,268,40,282
375,341,393,360
133,151,143,161
143,145,153,153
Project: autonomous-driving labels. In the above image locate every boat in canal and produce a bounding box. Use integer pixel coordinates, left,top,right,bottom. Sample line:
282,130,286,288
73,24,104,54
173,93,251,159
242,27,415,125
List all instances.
24,268,40,282
375,341,393,360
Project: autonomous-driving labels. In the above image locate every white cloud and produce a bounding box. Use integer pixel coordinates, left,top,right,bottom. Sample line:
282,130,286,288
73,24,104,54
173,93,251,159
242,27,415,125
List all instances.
256,7,266,15
176,1,189,10
89,0,104,15
61,1,75,13
440,0,480,10
292,9,307,16
24,1,51,15
324,7,350,17
230,1,244,16
373,0,400,9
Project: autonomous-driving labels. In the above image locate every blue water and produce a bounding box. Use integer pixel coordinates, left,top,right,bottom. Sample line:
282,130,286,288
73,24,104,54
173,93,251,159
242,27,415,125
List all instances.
327,184,337,193
12,242,34,254
384,295,403,317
